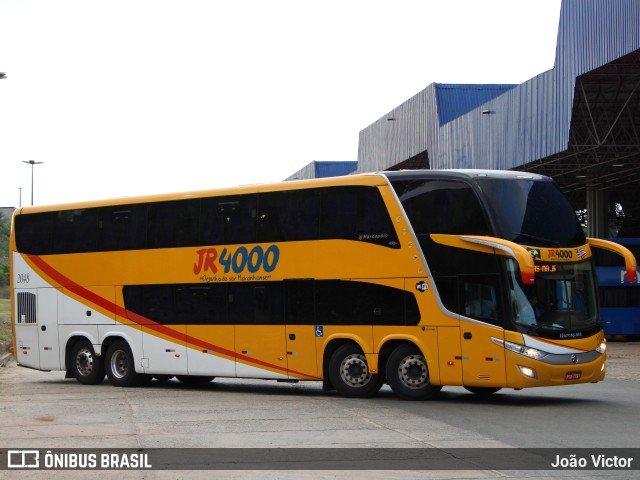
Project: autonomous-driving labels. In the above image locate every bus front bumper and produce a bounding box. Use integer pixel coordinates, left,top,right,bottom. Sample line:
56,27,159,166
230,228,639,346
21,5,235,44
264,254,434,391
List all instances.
504,351,606,389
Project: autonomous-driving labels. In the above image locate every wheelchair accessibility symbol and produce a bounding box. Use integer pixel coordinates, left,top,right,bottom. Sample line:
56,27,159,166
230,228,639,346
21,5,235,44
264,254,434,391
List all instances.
315,326,324,337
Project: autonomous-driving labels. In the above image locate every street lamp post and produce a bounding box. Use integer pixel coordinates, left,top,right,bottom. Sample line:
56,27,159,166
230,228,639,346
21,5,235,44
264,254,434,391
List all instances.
22,160,44,206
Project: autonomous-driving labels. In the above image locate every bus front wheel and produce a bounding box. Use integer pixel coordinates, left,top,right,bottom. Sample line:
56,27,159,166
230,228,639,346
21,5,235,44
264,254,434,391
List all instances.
71,339,105,385
328,344,383,398
385,344,441,400
105,340,147,387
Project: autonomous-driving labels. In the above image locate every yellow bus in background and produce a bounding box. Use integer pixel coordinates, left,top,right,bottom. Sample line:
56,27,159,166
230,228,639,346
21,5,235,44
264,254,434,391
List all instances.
10,170,637,399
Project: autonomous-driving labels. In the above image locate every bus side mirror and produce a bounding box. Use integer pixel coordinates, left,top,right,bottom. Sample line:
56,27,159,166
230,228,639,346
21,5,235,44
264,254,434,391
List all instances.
430,234,536,285
588,238,637,283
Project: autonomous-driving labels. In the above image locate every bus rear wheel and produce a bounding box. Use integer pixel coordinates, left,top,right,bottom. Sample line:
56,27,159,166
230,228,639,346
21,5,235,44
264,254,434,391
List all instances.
71,339,105,385
105,340,146,387
386,344,441,400
328,344,383,398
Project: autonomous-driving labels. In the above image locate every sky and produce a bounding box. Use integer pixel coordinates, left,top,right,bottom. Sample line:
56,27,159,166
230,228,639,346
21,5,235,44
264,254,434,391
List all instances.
0,0,561,208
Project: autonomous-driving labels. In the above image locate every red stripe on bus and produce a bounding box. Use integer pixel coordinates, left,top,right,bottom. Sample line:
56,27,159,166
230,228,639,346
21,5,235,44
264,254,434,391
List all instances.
26,255,319,379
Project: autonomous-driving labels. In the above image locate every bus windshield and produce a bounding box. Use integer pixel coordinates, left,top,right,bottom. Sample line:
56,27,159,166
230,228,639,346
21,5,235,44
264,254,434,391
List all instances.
477,177,586,247
506,258,600,339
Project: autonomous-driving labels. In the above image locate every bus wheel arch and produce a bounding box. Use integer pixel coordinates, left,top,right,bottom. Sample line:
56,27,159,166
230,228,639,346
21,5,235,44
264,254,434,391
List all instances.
67,337,105,385
326,341,383,398
103,338,149,387
322,338,361,390
385,343,441,400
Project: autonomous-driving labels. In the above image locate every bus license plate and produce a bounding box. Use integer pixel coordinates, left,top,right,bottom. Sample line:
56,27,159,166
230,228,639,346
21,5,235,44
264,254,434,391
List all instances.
565,371,582,381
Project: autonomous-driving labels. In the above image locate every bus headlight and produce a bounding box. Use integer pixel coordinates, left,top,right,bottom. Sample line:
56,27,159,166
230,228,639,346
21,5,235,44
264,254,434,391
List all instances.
596,342,606,354
518,365,538,379
492,338,548,360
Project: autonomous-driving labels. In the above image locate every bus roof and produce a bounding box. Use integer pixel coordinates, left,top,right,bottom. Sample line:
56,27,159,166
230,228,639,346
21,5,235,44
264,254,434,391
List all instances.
15,172,390,215
382,169,551,182
14,169,552,216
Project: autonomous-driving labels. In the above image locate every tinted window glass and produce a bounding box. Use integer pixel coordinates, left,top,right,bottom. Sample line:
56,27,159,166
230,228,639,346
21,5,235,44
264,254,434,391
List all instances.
55,209,99,254
600,287,640,307
254,284,283,324
358,187,400,248
316,280,416,326
100,204,147,251
461,274,501,325
320,186,399,248
123,284,175,324
147,200,199,248
405,291,421,326
285,280,315,325
124,281,418,326
394,180,490,235
477,178,586,247
15,185,399,255
593,245,640,267
175,285,228,324
257,190,320,242
229,282,283,324
201,195,256,245
320,187,358,240
15,212,55,254
433,276,459,315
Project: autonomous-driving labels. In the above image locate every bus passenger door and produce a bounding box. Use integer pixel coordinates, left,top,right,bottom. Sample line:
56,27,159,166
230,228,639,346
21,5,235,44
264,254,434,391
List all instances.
284,280,318,380
285,325,318,380
37,287,61,370
232,283,288,379
460,321,505,387
459,276,506,387
14,289,40,369
14,288,61,371
235,325,288,379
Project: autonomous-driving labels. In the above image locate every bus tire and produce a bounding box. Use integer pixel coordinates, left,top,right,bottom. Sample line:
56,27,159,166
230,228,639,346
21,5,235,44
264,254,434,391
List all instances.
328,344,383,398
386,344,441,400
105,340,145,387
71,339,105,385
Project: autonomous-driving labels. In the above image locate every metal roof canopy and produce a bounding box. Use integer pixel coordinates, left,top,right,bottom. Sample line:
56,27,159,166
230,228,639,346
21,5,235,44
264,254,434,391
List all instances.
355,0,640,238
519,50,640,236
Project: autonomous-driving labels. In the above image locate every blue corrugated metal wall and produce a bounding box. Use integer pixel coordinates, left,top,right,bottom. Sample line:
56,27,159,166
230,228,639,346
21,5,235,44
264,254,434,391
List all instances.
435,84,517,126
314,161,357,178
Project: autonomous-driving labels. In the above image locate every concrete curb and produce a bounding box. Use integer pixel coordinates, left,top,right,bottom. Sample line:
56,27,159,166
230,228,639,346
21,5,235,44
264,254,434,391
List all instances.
0,352,13,367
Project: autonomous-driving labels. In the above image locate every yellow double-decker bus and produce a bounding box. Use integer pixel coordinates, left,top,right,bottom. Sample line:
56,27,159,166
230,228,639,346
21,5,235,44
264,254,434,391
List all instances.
10,170,637,399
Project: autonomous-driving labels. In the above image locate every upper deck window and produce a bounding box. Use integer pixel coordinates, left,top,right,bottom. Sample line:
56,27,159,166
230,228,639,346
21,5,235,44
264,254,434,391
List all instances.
476,178,585,247
14,185,399,254
392,179,491,236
